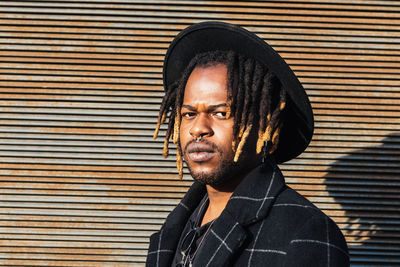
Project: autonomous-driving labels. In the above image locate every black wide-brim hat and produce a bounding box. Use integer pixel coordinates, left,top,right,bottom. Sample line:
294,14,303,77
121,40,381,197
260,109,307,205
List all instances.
163,21,314,163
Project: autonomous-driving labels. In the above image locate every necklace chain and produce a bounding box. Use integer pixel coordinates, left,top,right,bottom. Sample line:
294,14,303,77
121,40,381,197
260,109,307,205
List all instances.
188,219,215,265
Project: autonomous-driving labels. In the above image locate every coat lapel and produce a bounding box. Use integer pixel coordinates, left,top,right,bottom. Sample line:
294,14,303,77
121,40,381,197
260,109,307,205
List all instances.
192,211,249,267
226,159,286,226
146,182,206,267
192,160,286,267
147,159,286,267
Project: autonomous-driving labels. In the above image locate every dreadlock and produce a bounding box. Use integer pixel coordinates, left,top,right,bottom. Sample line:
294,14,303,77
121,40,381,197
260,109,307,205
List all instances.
154,50,287,179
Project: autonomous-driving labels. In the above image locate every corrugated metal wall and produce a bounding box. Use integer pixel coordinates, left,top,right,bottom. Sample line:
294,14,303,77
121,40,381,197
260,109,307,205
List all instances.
0,1,399,266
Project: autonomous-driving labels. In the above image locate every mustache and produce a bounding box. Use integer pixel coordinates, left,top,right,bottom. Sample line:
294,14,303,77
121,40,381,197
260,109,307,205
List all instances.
184,139,219,154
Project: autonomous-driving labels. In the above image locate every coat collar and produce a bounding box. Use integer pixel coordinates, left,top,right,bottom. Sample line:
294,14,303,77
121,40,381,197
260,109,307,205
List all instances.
148,159,286,267
178,158,286,225
193,159,286,266
224,159,286,226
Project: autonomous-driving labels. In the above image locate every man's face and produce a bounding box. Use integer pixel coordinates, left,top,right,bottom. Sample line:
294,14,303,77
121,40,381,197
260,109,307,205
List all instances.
179,63,236,186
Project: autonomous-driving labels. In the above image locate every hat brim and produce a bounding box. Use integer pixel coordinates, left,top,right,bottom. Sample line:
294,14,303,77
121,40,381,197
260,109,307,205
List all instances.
163,21,314,163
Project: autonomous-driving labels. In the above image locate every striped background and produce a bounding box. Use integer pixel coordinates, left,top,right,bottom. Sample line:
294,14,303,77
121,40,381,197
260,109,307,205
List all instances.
0,1,399,266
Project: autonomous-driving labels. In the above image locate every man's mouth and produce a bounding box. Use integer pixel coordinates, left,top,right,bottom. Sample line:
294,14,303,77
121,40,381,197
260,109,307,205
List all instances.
186,142,216,163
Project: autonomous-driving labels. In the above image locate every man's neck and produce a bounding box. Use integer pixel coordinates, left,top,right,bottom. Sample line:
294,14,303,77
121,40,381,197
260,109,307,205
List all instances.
199,157,263,226
200,185,232,226
200,174,245,226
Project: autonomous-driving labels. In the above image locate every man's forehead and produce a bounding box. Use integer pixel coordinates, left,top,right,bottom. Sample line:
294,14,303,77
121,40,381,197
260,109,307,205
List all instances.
182,64,228,105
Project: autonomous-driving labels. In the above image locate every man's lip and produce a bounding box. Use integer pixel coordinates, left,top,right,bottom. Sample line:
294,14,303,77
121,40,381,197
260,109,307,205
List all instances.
186,142,214,153
188,151,215,162
186,142,215,162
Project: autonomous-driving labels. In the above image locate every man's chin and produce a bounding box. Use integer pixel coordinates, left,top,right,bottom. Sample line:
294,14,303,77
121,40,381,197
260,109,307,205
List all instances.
187,161,236,187
190,171,217,185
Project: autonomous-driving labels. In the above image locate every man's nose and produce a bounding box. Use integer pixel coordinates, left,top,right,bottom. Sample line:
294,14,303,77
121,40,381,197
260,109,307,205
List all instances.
190,113,214,139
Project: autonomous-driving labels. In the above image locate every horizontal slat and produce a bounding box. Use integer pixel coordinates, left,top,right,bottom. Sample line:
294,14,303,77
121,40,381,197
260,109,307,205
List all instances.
0,260,143,266
1,14,400,32
1,1,400,12
1,4,400,20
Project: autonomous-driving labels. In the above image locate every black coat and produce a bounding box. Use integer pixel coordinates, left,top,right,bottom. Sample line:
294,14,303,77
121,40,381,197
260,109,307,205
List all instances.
146,161,349,267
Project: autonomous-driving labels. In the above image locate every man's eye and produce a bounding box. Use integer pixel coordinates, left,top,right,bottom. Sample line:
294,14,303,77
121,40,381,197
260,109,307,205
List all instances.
183,112,196,118
214,112,227,118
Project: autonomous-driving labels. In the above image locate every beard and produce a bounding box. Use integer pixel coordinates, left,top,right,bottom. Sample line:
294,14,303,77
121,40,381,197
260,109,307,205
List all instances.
181,139,238,187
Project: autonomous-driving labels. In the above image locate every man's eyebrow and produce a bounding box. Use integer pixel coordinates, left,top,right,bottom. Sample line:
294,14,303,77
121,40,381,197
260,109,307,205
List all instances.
181,103,227,111
181,105,196,111
208,103,227,110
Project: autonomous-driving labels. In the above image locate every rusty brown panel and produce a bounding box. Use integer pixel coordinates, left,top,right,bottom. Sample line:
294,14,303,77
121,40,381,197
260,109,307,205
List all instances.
0,93,162,103
2,18,400,31
0,126,154,135
284,170,398,181
0,220,161,231
0,233,149,243
0,189,185,199
2,12,399,29
0,247,148,256
313,109,400,117
288,59,400,69
1,25,179,36
1,45,166,55
306,85,400,94
315,122,397,130
0,260,141,267
309,90,400,98
0,248,147,260
0,190,185,200
0,29,174,42
0,253,144,263
0,69,162,80
0,181,189,193
2,4,400,19
3,1,400,12
282,52,400,61
0,100,160,109
3,67,400,83
0,174,188,185
0,89,164,97
0,81,163,91
5,66,400,81
0,260,142,267
314,115,400,124
0,207,169,219
0,238,149,248
274,41,400,51
0,202,176,212
3,24,400,39
310,95,400,104
1,38,170,49
3,114,400,126
308,144,398,153
0,120,158,129
312,102,400,111
0,132,158,141
0,119,158,128
0,51,165,61
0,168,176,179
0,56,163,66
297,71,400,79
0,214,166,224
0,63,162,73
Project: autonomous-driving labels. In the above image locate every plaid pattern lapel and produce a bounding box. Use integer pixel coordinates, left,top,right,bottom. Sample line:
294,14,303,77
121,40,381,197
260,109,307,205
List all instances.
225,160,285,226
147,160,285,267
192,160,285,267
146,182,206,267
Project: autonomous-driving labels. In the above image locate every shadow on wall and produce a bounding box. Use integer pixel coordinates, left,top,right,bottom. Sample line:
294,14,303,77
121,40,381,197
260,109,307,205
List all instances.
323,133,400,266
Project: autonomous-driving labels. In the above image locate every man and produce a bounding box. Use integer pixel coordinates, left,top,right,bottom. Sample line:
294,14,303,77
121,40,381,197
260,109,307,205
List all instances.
147,21,349,267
